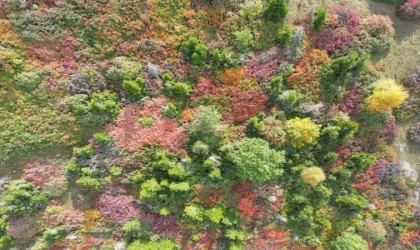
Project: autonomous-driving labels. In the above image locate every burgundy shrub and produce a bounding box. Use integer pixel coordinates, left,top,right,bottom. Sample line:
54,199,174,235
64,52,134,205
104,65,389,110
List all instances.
246,46,287,83
339,82,363,115
316,6,360,54
153,216,179,237
408,122,420,143
22,161,60,188
97,194,144,224
107,97,188,154
397,0,420,20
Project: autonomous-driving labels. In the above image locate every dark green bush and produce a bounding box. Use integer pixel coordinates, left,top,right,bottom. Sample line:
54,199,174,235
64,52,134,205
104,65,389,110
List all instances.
123,77,145,99
263,0,288,22
0,179,48,215
73,145,94,158
313,7,327,31
276,27,295,46
179,37,209,67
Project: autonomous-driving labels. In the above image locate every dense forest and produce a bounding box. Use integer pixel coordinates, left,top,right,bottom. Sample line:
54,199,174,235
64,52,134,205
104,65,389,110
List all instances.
0,0,419,249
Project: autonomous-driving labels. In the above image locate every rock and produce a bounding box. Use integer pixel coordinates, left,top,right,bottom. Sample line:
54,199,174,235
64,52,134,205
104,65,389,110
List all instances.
276,216,288,223
399,160,418,181
267,196,277,203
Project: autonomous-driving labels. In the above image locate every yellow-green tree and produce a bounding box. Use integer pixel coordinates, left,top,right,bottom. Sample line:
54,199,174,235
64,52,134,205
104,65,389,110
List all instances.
300,167,326,185
366,79,408,112
285,117,321,148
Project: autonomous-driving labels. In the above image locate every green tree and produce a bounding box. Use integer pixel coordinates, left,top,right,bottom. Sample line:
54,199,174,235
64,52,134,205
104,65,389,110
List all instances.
263,0,288,22
224,138,285,184
276,26,295,46
333,232,369,250
180,37,209,67
313,7,327,31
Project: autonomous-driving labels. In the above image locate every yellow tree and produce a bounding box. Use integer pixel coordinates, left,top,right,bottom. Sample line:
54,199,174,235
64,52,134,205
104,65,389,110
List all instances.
301,167,326,185
366,79,408,112
285,117,321,148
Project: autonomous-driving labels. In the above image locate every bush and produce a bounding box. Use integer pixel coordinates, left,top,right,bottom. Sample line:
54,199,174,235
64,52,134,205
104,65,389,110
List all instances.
164,81,192,100
43,225,66,242
14,71,42,91
408,122,420,143
344,152,375,173
233,28,254,52
123,77,145,99
76,176,102,190
335,194,368,212
256,116,286,148
93,132,112,145
106,56,142,83
357,15,394,54
263,0,288,22
276,26,295,46
285,117,321,148
64,69,106,95
71,91,122,127
333,232,369,250
301,167,326,185
127,239,179,250
184,204,204,221
179,37,209,67
366,79,408,112
0,179,48,215
122,220,142,234
212,49,239,69
224,138,285,184
73,145,94,158
313,7,327,31
397,1,420,20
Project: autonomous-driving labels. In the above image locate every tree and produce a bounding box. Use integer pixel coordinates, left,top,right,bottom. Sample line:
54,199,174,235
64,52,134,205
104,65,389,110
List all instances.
300,167,326,185
224,138,285,184
276,26,295,46
333,232,369,250
313,7,327,31
263,0,288,22
344,152,375,173
285,117,321,148
366,79,408,112
233,28,253,52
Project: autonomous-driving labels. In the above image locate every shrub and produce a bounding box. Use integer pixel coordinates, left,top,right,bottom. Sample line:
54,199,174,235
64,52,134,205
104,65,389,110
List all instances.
64,69,106,95
366,79,408,112
344,153,376,173
123,77,145,99
188,105,222,139
106,56,142,83
408,122,420,143
204,206,225,224
257,116,286,148
93,132,112,145
397,1,420,20
184,204,204,221
13,71,42,91
335,194,368,212
316,6,360,54
233,28,254,52
333,232,369,250
263,0,288,22
97,194,144,224
43,225,66,243
0,179,48,215
224,138,285,184
319,51,367,101
300,167,326,185
127,239,179,250
276,26,295,46
122,220,142,234
179,37,209,67
164,81,192,100
71,91,122,127
313,7,327,31
76,176,101,190
73,145,94,158
212,49,239,70
285,117,321,148
357,15,394,53
362,220,386,245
